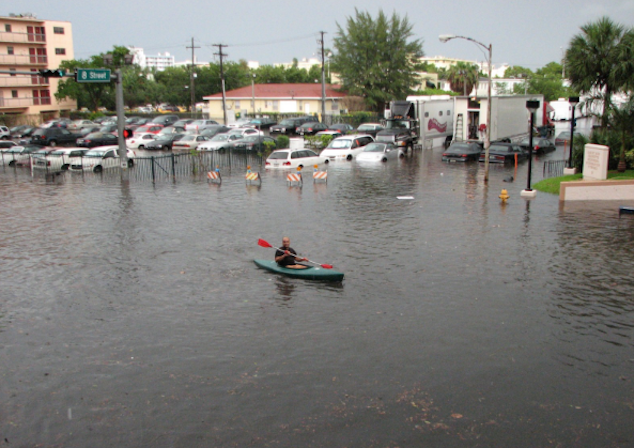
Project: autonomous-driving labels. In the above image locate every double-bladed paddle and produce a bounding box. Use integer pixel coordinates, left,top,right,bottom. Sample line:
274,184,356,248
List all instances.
257,238,333,269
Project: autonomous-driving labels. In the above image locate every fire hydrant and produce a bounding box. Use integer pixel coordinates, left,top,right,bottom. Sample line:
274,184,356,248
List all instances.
499,189,510,203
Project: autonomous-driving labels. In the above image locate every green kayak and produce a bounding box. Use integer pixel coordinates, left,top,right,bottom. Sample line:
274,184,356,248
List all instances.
254,259,344,281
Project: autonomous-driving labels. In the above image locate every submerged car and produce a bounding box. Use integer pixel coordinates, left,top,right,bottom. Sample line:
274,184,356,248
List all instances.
32,147,90,171
356,142,404,162
265,148,325,169
442,141,483,162
1,144,41,166
144,134,185,151
519,137,556,155
320,134,374,162
68,146,136,173
478,143,527,164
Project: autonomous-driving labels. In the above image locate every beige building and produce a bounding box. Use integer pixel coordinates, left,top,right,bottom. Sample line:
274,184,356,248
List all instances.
0,14,76,123
203,83,347,122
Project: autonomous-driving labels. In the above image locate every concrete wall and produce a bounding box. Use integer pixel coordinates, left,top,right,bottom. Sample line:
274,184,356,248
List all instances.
560,180,634,201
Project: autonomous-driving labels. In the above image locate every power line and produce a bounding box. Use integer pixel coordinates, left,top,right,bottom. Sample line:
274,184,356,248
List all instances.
228,32,321,48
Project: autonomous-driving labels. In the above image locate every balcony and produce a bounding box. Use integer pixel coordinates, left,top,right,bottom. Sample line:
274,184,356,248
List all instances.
0,96,51,109
0,31,46,44
0,54,48,65
0,75,49,87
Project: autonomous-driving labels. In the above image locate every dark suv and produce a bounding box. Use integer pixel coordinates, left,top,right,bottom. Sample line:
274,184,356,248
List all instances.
151,115,180,127
270,116,315,136
30,127,77,146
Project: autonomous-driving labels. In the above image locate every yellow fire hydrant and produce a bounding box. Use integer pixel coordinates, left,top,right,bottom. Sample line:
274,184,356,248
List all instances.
499,189,510,203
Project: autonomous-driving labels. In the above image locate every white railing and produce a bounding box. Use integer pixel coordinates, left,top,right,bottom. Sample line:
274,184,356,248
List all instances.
0,31,46,44
0,76,48,87
0,54,47,65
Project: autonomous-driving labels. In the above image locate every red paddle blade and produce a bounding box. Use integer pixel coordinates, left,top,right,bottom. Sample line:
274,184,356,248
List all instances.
258,239,273,248
320,264,333,269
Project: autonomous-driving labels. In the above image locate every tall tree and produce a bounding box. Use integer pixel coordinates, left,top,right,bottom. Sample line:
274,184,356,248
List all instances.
606,95,634,172
565,16,634,126
446,62,479,95
330,9,424,112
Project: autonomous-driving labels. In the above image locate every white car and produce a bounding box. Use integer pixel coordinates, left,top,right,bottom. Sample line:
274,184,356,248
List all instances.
197,133,242,151
265,148,325,169
32,147,89,171
68,146,136,173
0,125,11,139
227,118,252,128
172,134,210,150
127,133,157,150
1,144,40,167
320,134,374,162
68,120,96,132
184,120,218,133
355,142,404,162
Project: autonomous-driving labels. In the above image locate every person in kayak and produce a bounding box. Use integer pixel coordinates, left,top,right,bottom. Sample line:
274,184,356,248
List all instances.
275,237,309,269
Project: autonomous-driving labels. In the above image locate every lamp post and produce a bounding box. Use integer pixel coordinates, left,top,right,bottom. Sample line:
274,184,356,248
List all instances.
251,73,256,116
567,96,579,169
103,53,134,170
521,100,539,198
440,34,492,183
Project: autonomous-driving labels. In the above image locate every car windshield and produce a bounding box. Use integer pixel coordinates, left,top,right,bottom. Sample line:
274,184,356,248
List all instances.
85,132,102,138
268,151,289,160
279,119,295,126
32,129,46,136
375,135,394,143
363,143,386,153
210,134,228,142
181,135,196,141
358,125,375,131
490,145,510,152
242,136,259,142
450,144,472,151
85,149,109,157
328,140,352,149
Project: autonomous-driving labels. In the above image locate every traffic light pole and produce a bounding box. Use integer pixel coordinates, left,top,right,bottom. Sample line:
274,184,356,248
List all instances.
114,69,128,170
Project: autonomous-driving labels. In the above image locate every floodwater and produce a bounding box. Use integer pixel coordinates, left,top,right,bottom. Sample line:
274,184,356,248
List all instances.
1,130,633,447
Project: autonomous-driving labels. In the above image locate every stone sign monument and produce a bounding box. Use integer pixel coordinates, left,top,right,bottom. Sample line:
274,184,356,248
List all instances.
583,143,609,180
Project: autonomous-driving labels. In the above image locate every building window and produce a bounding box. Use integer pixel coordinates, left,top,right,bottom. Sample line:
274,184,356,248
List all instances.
55,48,66,55
10,68,16,76
5,24,11,32
53,27,64,34
7,46,14,55
331,101,338,111
439,111,443,116
235,100,240,109
273,100,279,111
40,89,51,105
12,90,18,98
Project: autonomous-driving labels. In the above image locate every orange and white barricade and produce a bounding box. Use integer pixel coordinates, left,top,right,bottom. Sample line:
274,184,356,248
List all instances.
245,166,261,185
207,168,221,183
286,167,303,186
312,165,327,183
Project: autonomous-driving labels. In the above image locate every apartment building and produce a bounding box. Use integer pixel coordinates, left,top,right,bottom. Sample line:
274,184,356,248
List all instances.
0,13,76,122
128,46,175,71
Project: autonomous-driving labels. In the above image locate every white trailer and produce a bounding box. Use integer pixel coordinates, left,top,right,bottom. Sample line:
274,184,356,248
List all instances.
550,98,572,121
405,95,455,148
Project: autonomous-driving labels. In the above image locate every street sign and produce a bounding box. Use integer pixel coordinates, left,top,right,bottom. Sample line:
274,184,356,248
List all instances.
75,68,111,83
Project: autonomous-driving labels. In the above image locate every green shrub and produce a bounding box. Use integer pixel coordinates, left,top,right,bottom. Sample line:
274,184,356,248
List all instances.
276,135,290,149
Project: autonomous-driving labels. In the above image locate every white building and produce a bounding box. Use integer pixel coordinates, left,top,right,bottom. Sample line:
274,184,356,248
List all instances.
128,46,175,71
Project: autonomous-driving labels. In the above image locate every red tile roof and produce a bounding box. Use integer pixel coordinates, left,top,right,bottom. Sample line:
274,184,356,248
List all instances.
203,83,346,100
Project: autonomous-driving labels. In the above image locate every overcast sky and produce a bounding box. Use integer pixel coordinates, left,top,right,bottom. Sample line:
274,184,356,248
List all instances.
9,0,634,70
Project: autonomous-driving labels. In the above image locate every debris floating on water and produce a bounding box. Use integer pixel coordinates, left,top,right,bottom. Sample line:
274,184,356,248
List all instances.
397,196,414,200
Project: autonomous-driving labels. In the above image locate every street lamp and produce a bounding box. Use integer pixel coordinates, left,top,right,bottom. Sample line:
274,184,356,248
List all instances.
440,34,493,183
567,96,579,170
251,73,256,116
521,100,540,198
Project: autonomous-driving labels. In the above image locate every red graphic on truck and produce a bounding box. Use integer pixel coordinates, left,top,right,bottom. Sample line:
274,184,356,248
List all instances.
428,118,447,133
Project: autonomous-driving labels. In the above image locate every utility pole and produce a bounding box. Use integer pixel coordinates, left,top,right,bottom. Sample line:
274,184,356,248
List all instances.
319,31,326,122
186,38,200,118
213,44,229,124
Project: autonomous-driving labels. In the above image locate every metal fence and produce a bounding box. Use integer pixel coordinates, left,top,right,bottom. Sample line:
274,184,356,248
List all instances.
543,159,566,179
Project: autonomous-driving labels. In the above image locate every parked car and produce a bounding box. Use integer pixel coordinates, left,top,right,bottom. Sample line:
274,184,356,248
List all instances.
265,148,325,169
197,133,243,152
297,121,328,136
30,127,77,146
68,120,96,132
12,125,36,139
327,123,355,135
555,131,582,145
227,128,263,140
311,130,343,148
124,116,143,125
478,142,528,164
78,126,101,138
134,124,164,135
246,117,277,130
127,133,158,150
9,124,29,136
128,118,152,130
144,134,185,151
270,117,314,135
76,132,119,148
375,128,414,151
442,141,483,162
227,118,252,129
172,134,210,150
1,144,41,166
356,142,404,162
229,135,277,152
185,119,219,133
15,146,57,168
200,125,231,138
151,115,179,127
68,146,136,173
1,125,11,139
99,124,119,135
0,140,18,150
320,134,375,162
356,123,384,137
173,119,194,129
519,137,556,155
158,126,186,136
32,147,89,171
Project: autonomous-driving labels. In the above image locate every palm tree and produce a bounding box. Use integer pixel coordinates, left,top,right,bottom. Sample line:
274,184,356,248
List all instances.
565,17,634,127
606,95,634,172
446,62,479,96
